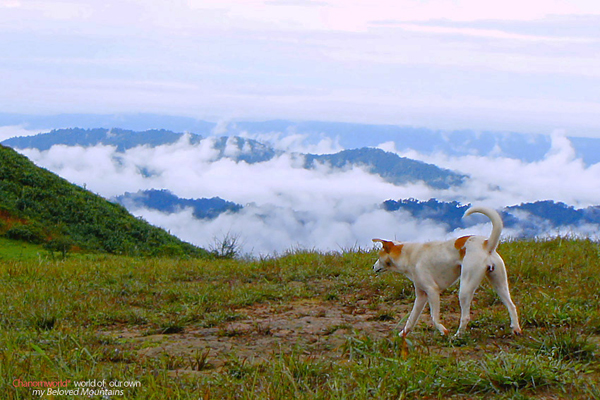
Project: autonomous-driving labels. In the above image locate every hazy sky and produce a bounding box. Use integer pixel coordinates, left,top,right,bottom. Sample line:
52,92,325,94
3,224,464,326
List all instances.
1,1,600,136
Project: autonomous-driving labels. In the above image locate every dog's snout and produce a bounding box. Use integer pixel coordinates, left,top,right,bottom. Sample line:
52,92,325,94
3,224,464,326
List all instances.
373,260,384,273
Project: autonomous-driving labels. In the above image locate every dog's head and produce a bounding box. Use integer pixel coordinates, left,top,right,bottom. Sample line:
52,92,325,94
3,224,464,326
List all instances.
372,239,403,273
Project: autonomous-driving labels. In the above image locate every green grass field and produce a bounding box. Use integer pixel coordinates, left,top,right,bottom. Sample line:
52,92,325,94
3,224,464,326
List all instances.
1,238,599,399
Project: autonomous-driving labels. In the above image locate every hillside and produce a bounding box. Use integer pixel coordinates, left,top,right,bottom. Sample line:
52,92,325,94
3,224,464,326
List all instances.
2,128,467,189
0,145,207,257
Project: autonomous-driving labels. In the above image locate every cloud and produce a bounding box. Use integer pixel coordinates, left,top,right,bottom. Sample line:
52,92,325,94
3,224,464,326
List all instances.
237,130,343,154
131,201,451,257
0,125,41,141
385,131,600,208
384,23,597,44
2,1,600,133
16,131,600,255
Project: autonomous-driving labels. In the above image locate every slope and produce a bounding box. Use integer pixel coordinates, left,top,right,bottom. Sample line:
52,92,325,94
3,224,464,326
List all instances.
0,145,207,257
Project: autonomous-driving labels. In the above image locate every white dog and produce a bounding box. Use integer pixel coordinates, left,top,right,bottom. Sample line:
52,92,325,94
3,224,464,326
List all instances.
372,206,522,337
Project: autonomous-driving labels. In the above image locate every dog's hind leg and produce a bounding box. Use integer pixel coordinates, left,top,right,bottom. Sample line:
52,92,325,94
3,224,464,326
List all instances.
400,287,428,336
487,254,522,335
456,256,488,336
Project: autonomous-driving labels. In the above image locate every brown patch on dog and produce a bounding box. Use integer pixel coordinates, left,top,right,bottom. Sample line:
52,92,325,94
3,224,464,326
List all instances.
454,236,472,260
390,243,404,258
373,239,401,255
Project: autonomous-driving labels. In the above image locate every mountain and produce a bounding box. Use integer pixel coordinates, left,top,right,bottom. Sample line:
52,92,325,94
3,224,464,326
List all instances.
115,190,242,219
305,148,465,189
0,112,216,134
2,128,466,189
0,145,208,257
222,121,600,165
2,128,199,152
109,192,600,242
383,198,600,238
3,114,600,165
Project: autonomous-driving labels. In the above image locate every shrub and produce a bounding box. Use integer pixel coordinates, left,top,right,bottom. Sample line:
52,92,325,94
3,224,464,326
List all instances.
6,223,45,244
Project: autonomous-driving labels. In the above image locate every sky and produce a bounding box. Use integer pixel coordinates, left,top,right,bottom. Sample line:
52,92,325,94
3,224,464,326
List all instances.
1,0,600,136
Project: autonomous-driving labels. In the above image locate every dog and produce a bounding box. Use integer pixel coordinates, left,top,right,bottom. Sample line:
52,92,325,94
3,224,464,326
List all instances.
372,206,521,337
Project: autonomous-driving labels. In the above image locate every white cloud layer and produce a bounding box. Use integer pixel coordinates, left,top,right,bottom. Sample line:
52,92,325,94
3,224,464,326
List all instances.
0,125,42,142
17,131,600,255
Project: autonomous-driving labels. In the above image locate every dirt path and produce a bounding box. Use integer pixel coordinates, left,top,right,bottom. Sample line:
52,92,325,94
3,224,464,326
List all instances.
112,299,415,371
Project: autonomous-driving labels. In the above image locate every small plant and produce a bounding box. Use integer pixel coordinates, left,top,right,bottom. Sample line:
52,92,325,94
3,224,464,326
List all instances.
189,349,211,371
369,310,395,321
322,323,352,335
253,322,272,336
218,326,247,337
99,346,137,363
341,335,410,360
210,232,242,259
323,292,339,301
28,306,61,331
147,353,187,370
226,356,251,379
44,236,74,259
527,329,598,362
450,352,576,394
159,323,185,335
31,314,57,331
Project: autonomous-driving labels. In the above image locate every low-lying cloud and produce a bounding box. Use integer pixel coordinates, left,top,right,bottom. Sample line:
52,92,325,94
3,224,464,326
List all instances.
15,131,600,255
381,131,600,208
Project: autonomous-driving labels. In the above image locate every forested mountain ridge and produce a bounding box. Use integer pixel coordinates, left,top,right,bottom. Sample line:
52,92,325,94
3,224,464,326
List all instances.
115,190,242,220
0,145,207,257
3,114,598,164
383,199,600,238
2,128,467,189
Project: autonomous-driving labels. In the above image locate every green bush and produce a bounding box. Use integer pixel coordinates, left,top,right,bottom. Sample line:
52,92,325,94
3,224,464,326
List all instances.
6,223,45,244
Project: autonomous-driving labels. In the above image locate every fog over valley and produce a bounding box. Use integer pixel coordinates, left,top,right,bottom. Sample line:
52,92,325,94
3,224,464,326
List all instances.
3,124,600,256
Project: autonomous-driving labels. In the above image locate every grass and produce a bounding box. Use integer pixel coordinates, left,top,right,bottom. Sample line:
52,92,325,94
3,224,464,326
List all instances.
0,237,599,399
0,237,46,262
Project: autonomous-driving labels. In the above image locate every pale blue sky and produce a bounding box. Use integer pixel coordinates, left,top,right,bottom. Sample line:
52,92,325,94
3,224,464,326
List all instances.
1,0,600,136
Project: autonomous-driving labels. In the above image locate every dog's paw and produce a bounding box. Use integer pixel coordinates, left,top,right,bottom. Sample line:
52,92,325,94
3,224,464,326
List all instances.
398,329,408,338
512,327,523,336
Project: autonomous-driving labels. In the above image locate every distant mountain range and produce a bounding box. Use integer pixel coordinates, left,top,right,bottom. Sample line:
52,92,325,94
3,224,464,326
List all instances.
2,113,599,165
2,128,466,189
113,189,600,240
304,148,464,189
2,118,599,247
115,190,242,220
383,199,600,239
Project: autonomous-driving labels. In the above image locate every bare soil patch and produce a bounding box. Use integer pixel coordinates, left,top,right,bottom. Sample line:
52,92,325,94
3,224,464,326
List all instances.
107,299,417,371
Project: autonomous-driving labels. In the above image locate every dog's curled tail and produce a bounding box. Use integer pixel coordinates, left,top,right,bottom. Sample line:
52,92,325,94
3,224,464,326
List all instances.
463,206,503,253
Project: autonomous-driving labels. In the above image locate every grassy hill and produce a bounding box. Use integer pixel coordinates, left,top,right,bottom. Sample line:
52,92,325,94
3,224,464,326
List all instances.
0,239,598,398
0,144,207,257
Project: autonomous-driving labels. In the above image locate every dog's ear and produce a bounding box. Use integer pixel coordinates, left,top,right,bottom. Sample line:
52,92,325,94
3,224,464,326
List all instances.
372,239,394,253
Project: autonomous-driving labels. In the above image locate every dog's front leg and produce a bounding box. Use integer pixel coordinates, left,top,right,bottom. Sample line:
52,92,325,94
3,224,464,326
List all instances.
426,289,449,335
400,287,428,336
